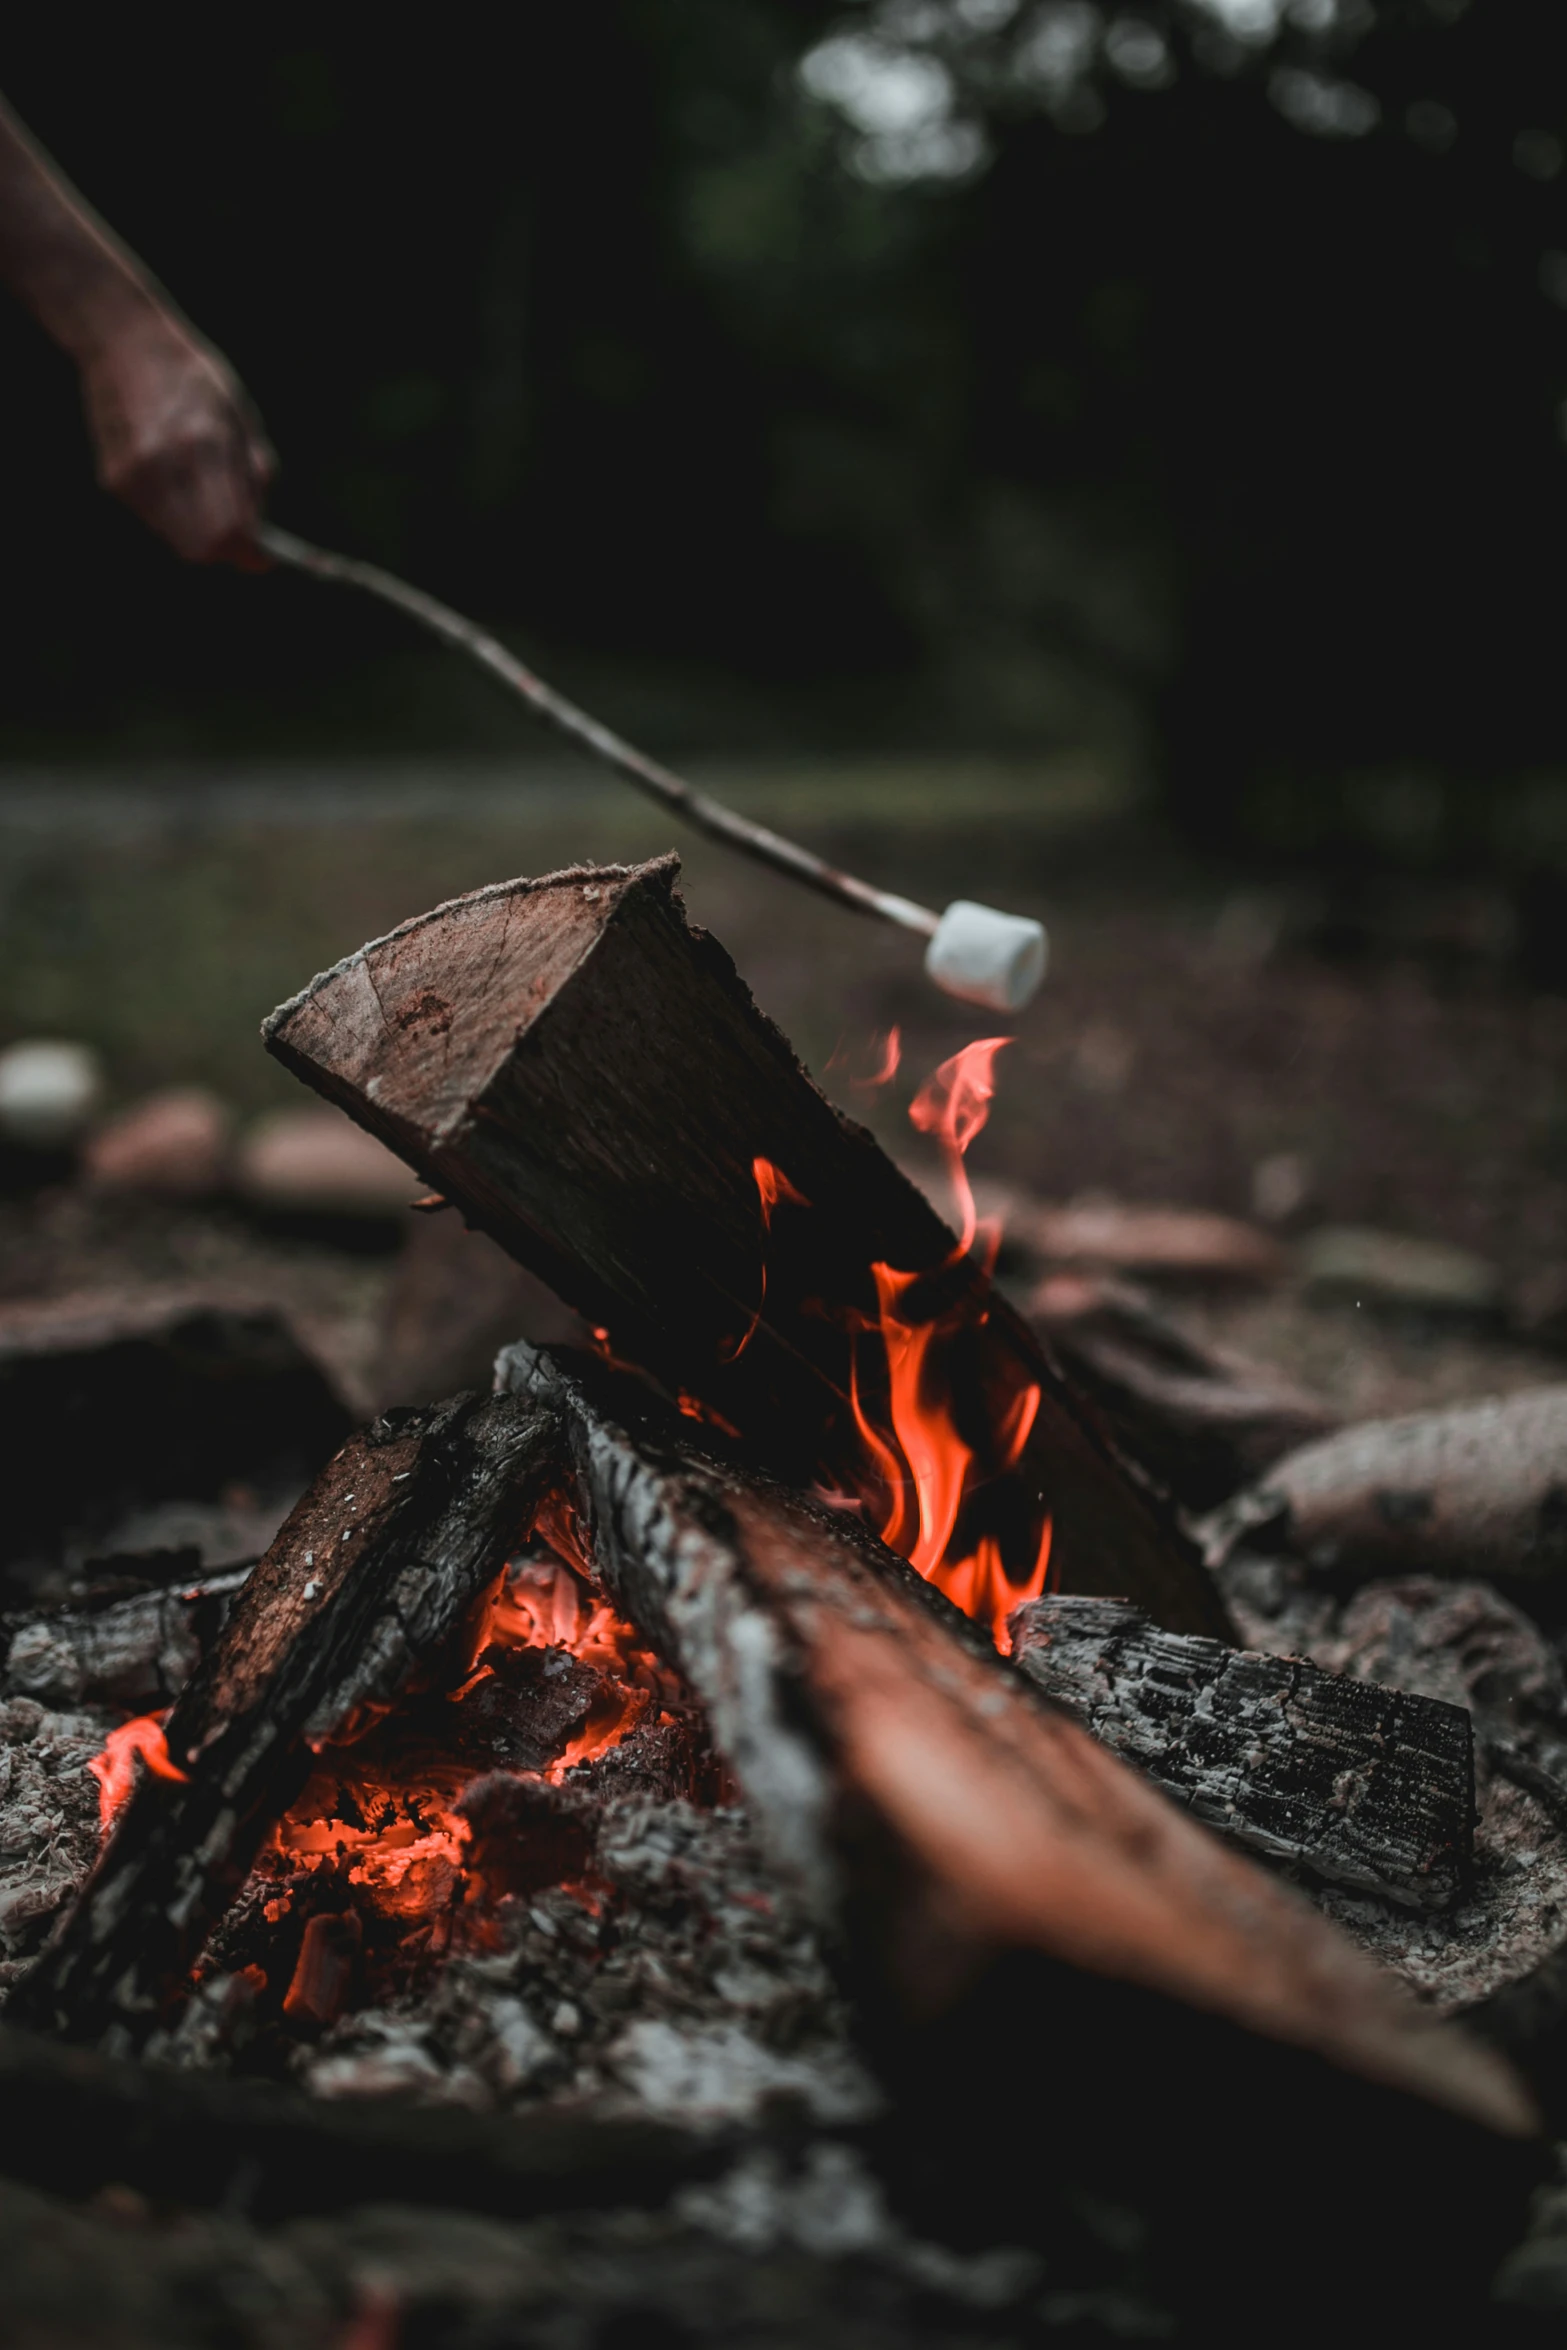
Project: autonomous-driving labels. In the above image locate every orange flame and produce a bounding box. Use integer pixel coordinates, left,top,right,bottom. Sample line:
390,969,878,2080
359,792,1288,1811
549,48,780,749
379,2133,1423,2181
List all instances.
909,1037,1010,1260
89,1712,188,1832
855,1027,902,1088
723,1154,809,1363
846,1036,1052,1646
827,1026,902,1089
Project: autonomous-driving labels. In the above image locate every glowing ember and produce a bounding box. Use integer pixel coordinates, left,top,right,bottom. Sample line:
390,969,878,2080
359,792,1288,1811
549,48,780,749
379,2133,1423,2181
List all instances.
847,1035,1053,1646
264,1527,676,1934
89,1712,187,1831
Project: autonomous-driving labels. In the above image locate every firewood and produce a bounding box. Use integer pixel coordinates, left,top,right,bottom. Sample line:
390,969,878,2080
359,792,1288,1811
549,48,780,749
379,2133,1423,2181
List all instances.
263,856,1228,1638
1204,1388,1567,1593
1026,1271,1338,1508
0,1287,350,1602
0,2019,728,2222
1008,1594,1473,1908
10,1391,556,2048
4,1567,248,1711
496,1340,1532,2137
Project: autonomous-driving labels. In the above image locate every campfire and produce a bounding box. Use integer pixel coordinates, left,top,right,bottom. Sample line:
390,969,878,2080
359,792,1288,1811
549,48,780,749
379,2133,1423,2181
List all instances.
1,855,1558,2334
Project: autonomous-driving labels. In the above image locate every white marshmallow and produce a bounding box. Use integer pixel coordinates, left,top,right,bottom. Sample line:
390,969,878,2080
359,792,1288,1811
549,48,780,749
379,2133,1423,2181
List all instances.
923,901,1048,1013
0,1039,103,1148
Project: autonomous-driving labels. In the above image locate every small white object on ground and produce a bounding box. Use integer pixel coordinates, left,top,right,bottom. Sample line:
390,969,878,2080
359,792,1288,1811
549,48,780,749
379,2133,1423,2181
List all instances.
0,1040,103,1149
923,900,1048,1013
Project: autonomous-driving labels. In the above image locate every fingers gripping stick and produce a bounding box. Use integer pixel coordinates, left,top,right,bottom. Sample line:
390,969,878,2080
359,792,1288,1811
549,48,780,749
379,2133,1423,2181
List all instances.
256,525,1049,1012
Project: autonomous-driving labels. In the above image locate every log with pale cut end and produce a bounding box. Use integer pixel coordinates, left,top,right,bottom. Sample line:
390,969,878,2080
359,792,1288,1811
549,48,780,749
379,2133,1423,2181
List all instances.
10,1391,556,2048
263,855,1227,1638
1203,1388,1567,1590
497,1339,1533,2139
1009,1594,1473,1909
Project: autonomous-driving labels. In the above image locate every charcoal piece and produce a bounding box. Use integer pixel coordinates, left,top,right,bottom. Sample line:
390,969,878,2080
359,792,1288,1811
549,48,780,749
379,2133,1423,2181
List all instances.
1008,1594,1474,1909
4,1568,249,1711
264,854,1228,1638
495,1339,1529,2137
460,1643,604,1773
457,1772,597,1900
9,1390,558,2049
0,1289,351,1596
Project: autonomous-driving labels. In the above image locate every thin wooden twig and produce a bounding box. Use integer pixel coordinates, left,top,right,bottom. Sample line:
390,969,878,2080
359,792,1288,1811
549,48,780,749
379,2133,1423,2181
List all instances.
256,523,939,938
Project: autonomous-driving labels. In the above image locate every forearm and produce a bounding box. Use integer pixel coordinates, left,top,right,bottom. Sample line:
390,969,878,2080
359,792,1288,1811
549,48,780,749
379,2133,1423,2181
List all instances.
0,90,169,360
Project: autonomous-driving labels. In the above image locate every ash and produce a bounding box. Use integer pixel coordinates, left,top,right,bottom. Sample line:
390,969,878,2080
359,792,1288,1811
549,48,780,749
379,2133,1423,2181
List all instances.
1220,1552,1567,2012
0,1695,111,1995
291,1793,879,2129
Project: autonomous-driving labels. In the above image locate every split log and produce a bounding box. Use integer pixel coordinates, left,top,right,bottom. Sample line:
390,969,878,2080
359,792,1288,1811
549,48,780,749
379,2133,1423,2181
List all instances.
0,2020,729,2222
497,1340,1531,2137
1203,1389,1567,1594
1008,1594,1473,1908
1026,1271,1338,1508
263,856,1228,1638
10,1391,555,2049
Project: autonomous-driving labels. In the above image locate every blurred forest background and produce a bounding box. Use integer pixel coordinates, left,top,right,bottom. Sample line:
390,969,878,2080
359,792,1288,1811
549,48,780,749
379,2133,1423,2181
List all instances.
2,0,1566,894
1,0,1566,1448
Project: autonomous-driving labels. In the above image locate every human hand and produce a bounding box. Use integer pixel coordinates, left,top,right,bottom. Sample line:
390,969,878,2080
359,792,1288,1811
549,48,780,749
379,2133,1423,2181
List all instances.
79,309,273,565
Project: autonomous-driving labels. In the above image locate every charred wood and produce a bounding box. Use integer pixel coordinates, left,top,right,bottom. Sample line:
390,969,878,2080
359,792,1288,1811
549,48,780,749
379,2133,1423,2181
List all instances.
497,1340,1531,2135
10,1391,555,2048
0,2019,729,2223
0,1288,350,1607
4,1568,248,1712
264,856,1227,1638
1009,1594,1473,1908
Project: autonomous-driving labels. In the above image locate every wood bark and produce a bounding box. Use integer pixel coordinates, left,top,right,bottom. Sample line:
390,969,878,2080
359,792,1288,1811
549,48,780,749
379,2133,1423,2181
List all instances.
497,1340,1532,2136
263,856,1227,1638
0,2020,727,2222
1204,1388,1567,1592
1009,1594,1473,1908
10,1391,555,2048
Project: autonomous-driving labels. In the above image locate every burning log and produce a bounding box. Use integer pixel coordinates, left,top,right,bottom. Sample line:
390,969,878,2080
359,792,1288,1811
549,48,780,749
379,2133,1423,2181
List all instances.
263,855,1228,1639
497,1340,1531,2136
1204,1388,1567,1595
11,1391,555,2048
1009,1594,1473,1909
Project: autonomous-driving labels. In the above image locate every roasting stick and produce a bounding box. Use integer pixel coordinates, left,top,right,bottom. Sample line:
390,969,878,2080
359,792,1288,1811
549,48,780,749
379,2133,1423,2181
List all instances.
256,522,1047,1013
